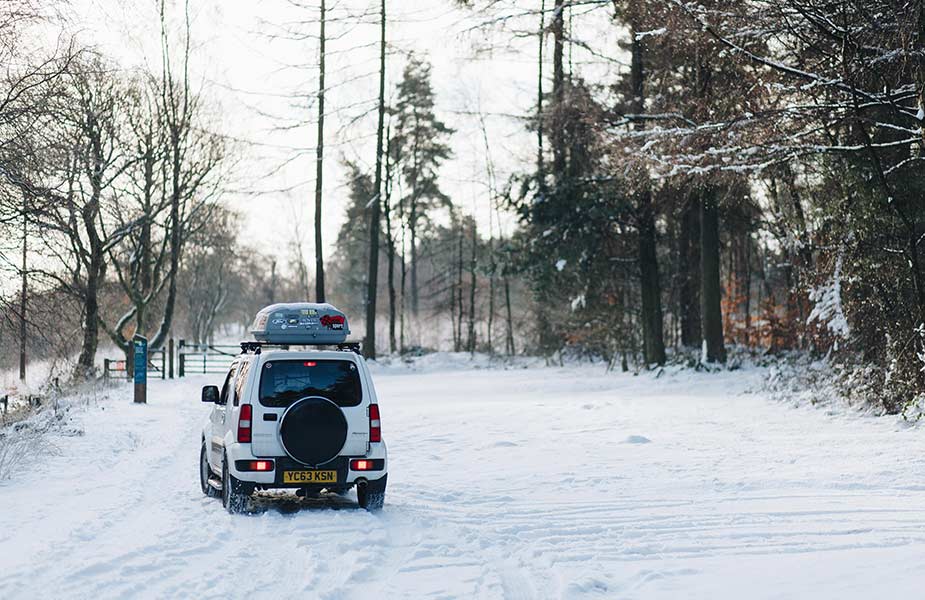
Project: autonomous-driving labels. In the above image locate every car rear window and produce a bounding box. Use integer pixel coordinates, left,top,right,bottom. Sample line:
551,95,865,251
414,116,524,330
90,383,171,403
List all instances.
258,360,362,408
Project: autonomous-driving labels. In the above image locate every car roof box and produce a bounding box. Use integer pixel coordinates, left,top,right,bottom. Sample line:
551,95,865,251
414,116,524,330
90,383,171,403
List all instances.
250,302,350,345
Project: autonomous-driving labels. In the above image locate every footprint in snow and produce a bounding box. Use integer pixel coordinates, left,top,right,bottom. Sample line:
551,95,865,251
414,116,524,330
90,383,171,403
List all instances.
623,435,651,444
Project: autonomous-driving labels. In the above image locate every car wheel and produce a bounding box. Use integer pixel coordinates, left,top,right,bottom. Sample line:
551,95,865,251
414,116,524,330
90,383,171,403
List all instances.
200,443,220,498
357,475,387,512
222,456,251,514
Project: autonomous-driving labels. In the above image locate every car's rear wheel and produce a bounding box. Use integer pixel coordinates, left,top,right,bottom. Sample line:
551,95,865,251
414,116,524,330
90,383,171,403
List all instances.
222,456,252,514
357,475,387,511
200,443,220,498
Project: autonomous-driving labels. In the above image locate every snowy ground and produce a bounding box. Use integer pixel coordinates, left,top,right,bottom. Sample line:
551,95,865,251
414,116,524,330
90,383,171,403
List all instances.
2,358,925,599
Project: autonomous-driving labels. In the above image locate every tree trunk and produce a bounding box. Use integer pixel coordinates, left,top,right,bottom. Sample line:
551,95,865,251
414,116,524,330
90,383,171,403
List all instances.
467,223,477,354
313,0,327,303
450,273,458,350
638,190,666,366
536,0,546,191
364,0,386,359
19,196,27,382
701,191,726,363
742,231,752,346
630,27,666,366
504,276,515,355
487,247,495,355
550,0,565,179
76,153,106,378
400,228,407,353
679,193,701,347
455,231,464,352
76,249,103,377
384,143,397,354
268,259,277,304
150,140,181,351
410,213,419,317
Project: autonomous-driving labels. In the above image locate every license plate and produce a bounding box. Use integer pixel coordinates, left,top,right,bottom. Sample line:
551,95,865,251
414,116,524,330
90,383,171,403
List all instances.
283,470,338,484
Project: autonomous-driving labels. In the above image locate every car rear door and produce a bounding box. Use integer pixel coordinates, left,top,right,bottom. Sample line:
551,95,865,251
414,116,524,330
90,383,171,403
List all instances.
250,355,369,458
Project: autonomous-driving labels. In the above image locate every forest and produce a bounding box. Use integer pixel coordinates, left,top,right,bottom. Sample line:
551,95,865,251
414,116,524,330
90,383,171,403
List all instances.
1,0,923,415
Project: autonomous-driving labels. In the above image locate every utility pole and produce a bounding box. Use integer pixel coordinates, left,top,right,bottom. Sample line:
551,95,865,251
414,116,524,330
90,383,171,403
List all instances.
313,0,327,303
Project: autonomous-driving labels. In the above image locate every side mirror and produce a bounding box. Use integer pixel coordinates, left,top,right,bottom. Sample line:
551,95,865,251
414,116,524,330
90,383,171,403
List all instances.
201,385,220,404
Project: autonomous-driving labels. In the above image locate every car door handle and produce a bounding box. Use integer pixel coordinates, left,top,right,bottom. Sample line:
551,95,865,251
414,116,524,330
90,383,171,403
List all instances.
263,413,277,421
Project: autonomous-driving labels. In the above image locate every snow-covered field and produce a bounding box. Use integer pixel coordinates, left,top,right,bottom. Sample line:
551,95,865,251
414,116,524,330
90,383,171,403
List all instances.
2,358,925,599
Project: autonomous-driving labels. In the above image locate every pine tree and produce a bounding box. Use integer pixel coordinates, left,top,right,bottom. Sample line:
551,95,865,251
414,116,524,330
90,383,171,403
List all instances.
390,55,454,319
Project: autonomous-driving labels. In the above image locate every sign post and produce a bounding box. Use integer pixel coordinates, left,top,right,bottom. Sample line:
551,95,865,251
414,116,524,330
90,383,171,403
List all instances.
133,334,147,404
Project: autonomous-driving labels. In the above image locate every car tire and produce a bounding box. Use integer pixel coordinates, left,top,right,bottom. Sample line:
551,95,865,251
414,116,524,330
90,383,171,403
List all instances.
222,455,252,514
200,443,220,498
357,475,387,511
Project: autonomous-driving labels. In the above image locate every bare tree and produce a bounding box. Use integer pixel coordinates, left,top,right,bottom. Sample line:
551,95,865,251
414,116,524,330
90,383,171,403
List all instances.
32,57,136,379
145,0,226,351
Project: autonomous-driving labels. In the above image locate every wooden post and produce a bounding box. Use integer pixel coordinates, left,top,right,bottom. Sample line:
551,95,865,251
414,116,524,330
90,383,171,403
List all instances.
104,359,110,380
178,339,185,378
168,338,175,379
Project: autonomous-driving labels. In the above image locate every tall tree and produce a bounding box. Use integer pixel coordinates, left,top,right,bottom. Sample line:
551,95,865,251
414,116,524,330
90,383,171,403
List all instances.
146,0,225,352
678,193,701,347
390,55,454,318
313,0,327,303
47,58,135,378
383,121,398,353
700,191,725,362
364,0,386,359
19,193,27,381
627,18,666,366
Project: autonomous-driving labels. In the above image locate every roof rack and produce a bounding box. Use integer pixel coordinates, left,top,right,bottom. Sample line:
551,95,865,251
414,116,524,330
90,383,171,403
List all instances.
239,341,362,355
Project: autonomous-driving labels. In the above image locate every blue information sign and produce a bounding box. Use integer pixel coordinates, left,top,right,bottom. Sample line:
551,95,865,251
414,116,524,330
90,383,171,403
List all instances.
133,335,147,403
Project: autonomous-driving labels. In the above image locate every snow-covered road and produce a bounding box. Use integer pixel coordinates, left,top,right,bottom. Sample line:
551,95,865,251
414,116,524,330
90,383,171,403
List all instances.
3,359,925,599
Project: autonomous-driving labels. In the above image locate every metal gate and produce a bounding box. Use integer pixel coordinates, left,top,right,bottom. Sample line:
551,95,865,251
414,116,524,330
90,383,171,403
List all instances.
177,340,237,376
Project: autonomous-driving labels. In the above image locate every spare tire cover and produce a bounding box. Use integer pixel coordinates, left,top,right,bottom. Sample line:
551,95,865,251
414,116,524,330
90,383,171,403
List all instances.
279,397,348,466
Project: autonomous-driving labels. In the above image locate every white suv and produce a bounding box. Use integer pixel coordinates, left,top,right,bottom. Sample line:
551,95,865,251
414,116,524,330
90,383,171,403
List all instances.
198,304,387,513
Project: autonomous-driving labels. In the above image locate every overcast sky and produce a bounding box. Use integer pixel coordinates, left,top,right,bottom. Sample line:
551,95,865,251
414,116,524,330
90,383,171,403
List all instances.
68,0,621,273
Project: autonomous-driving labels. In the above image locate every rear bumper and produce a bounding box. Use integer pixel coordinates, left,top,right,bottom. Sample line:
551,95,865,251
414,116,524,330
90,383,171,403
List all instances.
226,440,388,488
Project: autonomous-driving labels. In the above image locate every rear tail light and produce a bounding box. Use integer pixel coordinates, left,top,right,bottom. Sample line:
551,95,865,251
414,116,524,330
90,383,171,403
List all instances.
238,404,252,443
235,459,274,472
350,458,384,471
369,404,381,442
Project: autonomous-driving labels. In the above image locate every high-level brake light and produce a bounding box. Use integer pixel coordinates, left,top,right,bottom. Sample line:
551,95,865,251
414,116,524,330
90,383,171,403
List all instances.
369,404,381,443
238,404,252,443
